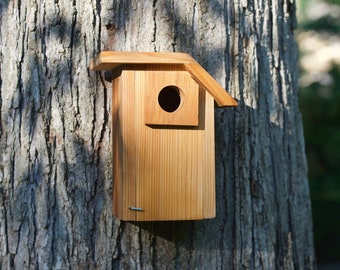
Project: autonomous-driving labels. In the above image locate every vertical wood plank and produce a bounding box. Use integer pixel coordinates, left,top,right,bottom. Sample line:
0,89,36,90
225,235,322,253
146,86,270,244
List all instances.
124,66,215,221
112,69,137,220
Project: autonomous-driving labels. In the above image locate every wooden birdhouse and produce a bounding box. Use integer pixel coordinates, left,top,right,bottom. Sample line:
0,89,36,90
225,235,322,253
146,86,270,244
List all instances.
90,52,237,221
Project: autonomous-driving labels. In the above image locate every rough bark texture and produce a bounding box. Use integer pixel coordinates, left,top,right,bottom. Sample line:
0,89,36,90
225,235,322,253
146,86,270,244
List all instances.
0,0,315,269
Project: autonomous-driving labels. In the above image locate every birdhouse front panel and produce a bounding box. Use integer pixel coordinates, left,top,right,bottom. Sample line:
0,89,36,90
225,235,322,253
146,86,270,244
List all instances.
112,65,216,221
142,65,199,126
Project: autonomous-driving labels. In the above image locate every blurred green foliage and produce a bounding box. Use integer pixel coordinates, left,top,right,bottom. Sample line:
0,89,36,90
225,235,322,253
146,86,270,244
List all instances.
301,16,340,33
298,0,340,264
299,65,340,263
325,0,340,5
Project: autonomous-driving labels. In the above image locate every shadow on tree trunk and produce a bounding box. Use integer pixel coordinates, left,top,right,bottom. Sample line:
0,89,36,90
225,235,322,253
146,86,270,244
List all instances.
0,0,315,269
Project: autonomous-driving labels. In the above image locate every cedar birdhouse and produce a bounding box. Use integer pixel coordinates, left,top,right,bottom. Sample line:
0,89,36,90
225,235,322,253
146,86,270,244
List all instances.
90,52,237,221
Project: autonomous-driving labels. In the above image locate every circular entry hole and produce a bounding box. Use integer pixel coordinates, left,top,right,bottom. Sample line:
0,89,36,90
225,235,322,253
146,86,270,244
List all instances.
158,86,181,113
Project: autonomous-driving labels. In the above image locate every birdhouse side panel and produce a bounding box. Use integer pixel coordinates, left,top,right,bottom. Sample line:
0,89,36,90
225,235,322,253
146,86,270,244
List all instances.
112,69,138,220
201,90,216,218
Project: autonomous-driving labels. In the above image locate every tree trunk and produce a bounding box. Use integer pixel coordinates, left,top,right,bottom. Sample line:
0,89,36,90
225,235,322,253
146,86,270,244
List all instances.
0,0,315,269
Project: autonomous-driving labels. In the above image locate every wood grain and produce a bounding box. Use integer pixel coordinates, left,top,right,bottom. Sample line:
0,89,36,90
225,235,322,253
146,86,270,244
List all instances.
90,51,196,71
112,65,215,221
143,65,199,126
184,63,238,107
90,52,238,107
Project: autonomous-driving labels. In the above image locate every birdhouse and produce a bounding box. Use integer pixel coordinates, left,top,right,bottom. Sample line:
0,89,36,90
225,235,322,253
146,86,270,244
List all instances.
90,52,237,221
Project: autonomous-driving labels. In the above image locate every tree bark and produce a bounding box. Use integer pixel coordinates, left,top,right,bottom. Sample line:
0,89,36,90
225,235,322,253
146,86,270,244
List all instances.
0,0,315,269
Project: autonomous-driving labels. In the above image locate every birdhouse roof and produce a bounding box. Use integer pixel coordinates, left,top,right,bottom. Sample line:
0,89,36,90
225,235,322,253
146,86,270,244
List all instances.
90,52,237,107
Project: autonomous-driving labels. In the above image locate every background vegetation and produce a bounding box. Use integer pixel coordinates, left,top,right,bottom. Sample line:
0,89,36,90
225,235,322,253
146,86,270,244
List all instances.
297,0,340,264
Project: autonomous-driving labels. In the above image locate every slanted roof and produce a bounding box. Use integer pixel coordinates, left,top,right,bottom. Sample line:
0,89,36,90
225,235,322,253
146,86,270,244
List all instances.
90,51,237,107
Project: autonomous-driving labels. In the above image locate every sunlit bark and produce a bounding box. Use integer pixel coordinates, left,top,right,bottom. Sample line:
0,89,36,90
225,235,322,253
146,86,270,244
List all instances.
0,0,315,268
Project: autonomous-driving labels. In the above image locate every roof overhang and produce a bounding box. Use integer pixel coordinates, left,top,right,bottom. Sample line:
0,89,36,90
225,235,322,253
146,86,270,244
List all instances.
90,51,237,107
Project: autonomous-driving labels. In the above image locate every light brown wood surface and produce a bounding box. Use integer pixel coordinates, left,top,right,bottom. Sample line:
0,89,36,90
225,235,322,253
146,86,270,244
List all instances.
144,65,199,126
184,63,238,107
90,51,196,70
112,65,215,221
90,51,238,107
